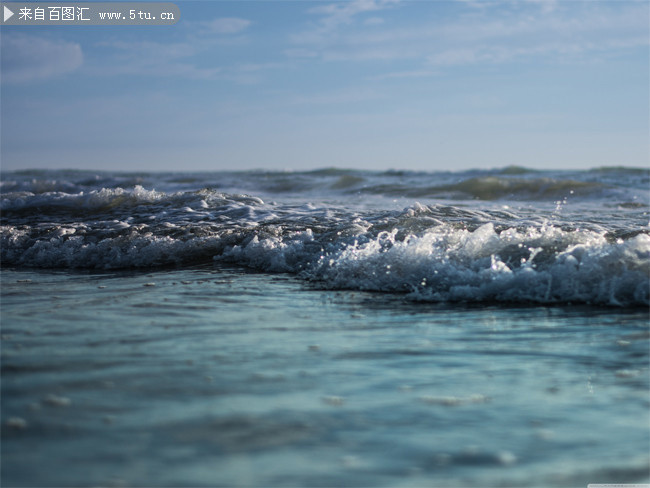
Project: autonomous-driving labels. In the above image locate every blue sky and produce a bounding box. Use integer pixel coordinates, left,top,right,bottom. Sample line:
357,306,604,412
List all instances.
1,0,648,172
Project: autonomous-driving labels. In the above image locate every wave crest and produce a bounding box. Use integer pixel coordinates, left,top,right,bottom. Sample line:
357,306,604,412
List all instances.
1,186,648,307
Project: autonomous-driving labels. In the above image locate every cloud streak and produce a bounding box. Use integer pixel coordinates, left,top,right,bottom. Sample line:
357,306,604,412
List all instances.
289,1,648,68
292,0,400,44
85,16,258,82
1,33,83,83
201,17,251,34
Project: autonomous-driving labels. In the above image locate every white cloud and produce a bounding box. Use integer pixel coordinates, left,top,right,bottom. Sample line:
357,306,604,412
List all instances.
364,16,385,26
90,39,222,80
529,0,558,14
309,0,398,26
290,1,648,68
90,38,285,83
108,61,222,80
425,5,649,67
456,0,557,13
99,39,195,59
1,33,82,83
284,48,319,58
83,15,258,82
372,69,438,80
201,17,251,34
292,0,399,44
289,87,385,106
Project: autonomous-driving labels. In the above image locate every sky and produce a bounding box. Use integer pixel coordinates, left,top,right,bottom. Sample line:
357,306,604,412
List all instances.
1,0,648,172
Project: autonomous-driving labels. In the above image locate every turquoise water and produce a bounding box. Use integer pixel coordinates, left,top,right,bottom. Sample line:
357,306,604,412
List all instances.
2,265,648,487
1,168,649,486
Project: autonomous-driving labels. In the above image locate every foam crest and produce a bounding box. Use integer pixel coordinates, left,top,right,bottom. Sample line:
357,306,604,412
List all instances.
207,215,650,306
1,185,165,213
299,224,649,306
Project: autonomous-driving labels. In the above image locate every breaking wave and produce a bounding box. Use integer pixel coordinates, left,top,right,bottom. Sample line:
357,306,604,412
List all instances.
1,181,648,307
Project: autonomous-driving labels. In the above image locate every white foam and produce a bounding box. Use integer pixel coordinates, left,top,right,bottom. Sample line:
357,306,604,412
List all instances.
220,220,649,306
1,185,164,212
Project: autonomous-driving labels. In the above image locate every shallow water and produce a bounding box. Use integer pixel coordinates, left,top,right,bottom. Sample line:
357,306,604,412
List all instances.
1,168,649,486
2,265,649,487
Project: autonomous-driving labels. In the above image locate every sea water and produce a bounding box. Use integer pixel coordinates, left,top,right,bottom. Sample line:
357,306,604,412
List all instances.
1,167,649,486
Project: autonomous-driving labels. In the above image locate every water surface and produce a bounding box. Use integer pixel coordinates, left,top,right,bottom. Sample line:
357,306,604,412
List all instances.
2,167,648,486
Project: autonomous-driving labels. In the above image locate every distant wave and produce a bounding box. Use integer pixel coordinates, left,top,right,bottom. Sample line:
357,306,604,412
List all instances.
2,166,648,202
359,176,607,200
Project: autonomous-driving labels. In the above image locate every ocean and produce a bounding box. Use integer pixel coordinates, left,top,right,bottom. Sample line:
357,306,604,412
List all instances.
1,167,649,487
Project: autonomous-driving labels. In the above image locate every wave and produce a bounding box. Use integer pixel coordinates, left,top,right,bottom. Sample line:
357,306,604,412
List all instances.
2,166,647,203
589,166,650,175
360,176,607,200
223,214,649,307
1,185,648,307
